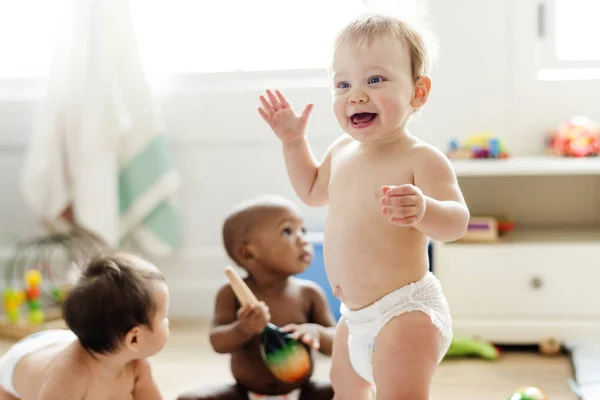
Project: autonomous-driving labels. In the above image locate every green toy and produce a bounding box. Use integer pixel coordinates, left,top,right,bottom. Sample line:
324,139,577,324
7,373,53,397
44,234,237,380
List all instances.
444,336,500,360
508,386,547,400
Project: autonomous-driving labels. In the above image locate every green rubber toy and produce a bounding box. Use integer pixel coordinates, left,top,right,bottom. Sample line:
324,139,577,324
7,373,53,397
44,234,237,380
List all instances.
444,336,500,360
508,386,547,400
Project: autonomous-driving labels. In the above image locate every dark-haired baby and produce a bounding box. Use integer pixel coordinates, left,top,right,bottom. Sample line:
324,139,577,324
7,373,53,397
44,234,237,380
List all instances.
0,252,169,400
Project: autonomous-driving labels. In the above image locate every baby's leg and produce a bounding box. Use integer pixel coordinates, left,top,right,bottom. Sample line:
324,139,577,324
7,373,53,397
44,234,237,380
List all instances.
0,388,18,400
176,383,247,400
372,311,441,400
299,379,334,400
330,317,373,400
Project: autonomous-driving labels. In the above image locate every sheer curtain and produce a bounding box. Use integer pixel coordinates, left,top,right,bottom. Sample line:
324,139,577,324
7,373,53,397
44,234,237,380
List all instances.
21,0,180,258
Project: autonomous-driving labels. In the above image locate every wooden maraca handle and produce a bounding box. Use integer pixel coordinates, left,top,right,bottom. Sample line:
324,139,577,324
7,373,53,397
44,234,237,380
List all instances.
225,266,259,307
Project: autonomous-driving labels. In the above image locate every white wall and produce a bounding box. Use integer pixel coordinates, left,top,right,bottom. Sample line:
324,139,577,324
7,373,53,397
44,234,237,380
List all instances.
1,0,600,319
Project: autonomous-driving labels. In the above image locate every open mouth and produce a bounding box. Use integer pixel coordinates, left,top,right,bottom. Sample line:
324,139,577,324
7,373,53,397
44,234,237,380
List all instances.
350,112,378,128
299,252,313,263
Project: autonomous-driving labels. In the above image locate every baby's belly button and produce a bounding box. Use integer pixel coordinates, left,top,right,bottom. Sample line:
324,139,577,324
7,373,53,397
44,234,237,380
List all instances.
332,284,344,298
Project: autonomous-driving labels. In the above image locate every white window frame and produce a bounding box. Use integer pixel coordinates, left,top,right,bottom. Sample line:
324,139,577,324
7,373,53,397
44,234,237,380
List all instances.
536,0,600,80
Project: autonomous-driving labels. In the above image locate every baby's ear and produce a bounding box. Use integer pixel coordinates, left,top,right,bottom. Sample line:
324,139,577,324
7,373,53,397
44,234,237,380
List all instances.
410,76,431,109
238,244,257,262
124,326,141,352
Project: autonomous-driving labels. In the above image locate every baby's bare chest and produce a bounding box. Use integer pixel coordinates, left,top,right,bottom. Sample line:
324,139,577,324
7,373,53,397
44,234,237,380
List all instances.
328,146,414,208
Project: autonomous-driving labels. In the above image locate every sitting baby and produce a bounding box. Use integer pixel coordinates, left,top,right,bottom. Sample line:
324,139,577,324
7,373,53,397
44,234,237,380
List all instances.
178,195,336,400
0,252,169,399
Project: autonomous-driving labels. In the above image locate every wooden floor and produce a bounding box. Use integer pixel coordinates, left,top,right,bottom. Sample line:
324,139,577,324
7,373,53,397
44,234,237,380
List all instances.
0,321,577,400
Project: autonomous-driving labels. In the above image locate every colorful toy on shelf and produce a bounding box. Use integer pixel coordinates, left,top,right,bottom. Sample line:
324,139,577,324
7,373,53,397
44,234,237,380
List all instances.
0,229,107,339
457,216,515,243
444,336,500,360
508,386,548,400
546,115,600,158
3,289,25,323
25,270,44,325
447,132,510,159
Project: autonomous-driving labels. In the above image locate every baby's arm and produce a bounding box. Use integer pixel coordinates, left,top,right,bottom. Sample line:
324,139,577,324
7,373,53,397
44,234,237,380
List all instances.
209,284,261,353
282,137,331,207
282,281,337,356
413,145,470,241
259,90,350,207
132,359,163,400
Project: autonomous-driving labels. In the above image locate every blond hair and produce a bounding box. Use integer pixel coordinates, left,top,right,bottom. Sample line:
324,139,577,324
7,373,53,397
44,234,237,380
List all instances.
334,12,438,83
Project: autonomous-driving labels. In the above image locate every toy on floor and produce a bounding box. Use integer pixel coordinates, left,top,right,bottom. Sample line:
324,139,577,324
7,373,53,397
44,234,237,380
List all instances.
0,229,107,339
546,115,600,157
539,337,561,356
225,267,312,383
509,386,548,400
447,132,510,159
444,336,500,360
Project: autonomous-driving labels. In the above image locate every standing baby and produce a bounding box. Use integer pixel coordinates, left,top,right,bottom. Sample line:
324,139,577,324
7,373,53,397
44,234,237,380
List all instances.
258,12,469,400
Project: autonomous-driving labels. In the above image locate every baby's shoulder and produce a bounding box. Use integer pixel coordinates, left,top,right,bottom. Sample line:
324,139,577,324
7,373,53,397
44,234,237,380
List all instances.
406,139,451,166
213,281,239,306
328,134,354,153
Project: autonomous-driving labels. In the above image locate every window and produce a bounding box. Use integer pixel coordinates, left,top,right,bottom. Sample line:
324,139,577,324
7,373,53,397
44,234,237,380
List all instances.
0,1,69,78
134,0,366,75
537,0,600,79
0,0,365,79
555,0,600,61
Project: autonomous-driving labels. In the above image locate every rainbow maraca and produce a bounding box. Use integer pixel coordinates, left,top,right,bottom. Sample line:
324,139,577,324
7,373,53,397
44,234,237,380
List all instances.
225,267,312,383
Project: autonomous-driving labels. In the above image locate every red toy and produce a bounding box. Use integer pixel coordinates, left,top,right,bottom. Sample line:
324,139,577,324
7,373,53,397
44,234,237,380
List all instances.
546,115,600,157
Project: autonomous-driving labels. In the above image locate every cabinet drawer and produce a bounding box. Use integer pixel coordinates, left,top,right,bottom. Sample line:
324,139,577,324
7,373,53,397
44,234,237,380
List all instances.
434,242,600,318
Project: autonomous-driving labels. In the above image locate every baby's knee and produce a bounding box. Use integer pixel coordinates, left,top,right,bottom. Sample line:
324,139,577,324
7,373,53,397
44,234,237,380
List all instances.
330,369,371,399
375,386,429,400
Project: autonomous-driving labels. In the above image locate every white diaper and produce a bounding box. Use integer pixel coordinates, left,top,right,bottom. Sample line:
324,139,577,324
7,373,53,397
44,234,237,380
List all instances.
340,271,453,384
247,388,301,400
0,329,76,397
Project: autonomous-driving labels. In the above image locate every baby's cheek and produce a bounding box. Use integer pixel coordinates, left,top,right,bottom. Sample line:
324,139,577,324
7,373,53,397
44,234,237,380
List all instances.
380,95,408,121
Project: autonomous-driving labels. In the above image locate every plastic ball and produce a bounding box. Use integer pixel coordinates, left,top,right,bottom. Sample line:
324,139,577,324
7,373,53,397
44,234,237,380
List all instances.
25,270,43,288
3,289,25,309
26,286,41,300
27,299,42,310
6,309,20,322
51,288,65,303
28,309,44,325
509,386,548,400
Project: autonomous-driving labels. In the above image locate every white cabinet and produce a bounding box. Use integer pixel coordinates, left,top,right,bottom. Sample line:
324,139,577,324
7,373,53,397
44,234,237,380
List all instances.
433,157,600,345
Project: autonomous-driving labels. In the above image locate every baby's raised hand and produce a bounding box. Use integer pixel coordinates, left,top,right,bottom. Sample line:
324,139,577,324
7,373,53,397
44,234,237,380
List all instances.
381,184,426,226
281,323,322,350
258,89,314,145
237,301,270,335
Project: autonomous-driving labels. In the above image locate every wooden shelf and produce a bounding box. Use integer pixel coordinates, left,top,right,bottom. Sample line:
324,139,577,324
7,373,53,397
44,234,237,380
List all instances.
451,156,600,177
446,225,600,245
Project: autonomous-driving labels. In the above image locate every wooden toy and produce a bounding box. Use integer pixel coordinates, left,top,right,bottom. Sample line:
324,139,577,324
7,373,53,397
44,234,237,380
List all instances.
457,216,515,243
458,217,499,242
508,386,548,400
0,229,106,339
539,337,561,356
225,267,312,383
